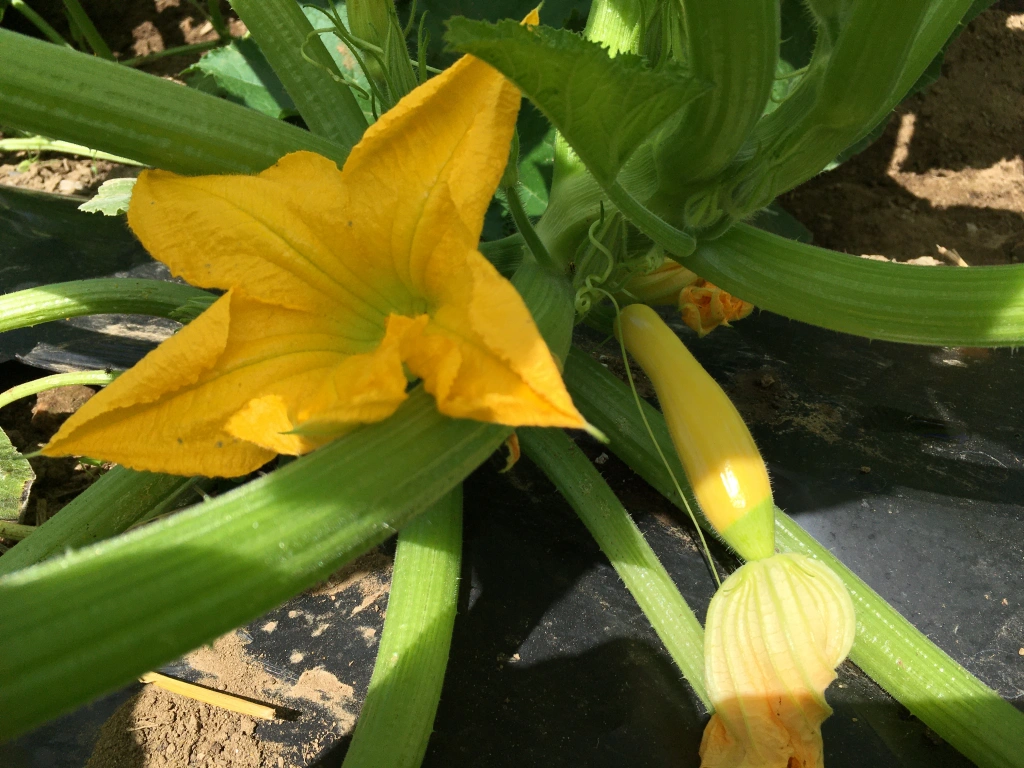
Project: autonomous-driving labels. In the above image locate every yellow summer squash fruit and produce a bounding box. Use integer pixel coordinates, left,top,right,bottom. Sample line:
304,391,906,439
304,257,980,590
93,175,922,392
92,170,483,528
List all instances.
617,303,774,560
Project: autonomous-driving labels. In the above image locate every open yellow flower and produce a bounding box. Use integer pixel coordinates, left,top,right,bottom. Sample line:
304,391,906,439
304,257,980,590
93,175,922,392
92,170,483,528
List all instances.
700,553,856,768
43,41,588,477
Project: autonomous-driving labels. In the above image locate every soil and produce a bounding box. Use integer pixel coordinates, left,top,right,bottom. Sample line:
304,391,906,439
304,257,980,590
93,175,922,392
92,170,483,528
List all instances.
0,384,110,526
780,5,1024,266
85,631,360,768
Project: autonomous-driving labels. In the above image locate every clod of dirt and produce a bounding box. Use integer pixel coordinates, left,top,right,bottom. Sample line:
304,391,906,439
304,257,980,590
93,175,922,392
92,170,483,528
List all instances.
31,384,95,433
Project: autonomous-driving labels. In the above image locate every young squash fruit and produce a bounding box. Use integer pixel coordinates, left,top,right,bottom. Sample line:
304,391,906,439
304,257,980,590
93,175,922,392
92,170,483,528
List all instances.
617,303,774,560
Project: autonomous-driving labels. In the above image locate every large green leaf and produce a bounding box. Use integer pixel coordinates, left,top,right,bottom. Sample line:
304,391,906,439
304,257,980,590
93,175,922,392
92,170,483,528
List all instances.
184,37,298,120
0,388,508,739
228,0,367,150
563,347,1024,768
0,29,348,174
445,18,708,187
686,224,1024,347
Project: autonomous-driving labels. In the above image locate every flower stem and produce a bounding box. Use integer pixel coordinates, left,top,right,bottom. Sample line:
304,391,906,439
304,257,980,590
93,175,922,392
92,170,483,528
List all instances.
0,521,35,541
121,40,222,68
0,370,120,412
61,0,113,60
0,278,214,335
342,486,463,768
519,426,711,710
0,136,143,165
9,0,71,47
505,184,563,275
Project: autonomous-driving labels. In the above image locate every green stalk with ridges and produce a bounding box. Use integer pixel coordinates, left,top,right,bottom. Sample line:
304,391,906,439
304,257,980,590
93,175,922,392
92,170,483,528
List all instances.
0,29,349,174
563,347,1024,768
61,0,113,59
653,0,779,193
228,0,366,152
0,279,213,334
688,223,1024,346
0,370,120,412
0,468,195,576
519,427,711,710
0,388,509,739
342,487,463,768
0,521,35,541
735,0,931,211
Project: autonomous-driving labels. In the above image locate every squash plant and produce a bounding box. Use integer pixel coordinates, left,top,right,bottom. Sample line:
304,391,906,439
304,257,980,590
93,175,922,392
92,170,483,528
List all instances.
1,0,1023,766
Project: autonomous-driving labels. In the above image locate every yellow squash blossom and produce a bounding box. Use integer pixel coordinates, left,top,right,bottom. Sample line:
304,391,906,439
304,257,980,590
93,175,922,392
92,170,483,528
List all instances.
701,553,856,768
621,260,753,337
44,36,589,477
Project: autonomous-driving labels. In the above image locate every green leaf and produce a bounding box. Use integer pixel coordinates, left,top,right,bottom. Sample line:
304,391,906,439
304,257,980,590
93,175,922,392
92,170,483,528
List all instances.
342,488,462,768
78,178,136,216
183,38,297,119
0,428,34,523
563,347,1024,768
519,427,711,710
0,29,349,174
445,18,709,187
687,223,1024,346
228,0,367,150
0,388,508,740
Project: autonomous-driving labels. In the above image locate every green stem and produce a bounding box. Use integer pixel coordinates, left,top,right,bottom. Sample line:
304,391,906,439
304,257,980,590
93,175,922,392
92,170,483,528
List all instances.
61,0,113,59
0,370,120,412
563,346,1024,768
689,223,1024,347
519,427,711,710
0,388,509,740
121,40,221,68
0,521,35,541
10,0,72,47
605,181,696,259
0,279,214,334
0,468,195,575
206,0,230,39
0,136,142,165
505,184,561,275
342,487,463,768
228,0,367,152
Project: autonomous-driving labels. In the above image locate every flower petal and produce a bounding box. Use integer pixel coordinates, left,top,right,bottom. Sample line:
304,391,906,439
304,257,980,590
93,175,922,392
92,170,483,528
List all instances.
700,553,855,768
339,51,521,293
43,292,403,477
397,248,588,429
127,153,399,329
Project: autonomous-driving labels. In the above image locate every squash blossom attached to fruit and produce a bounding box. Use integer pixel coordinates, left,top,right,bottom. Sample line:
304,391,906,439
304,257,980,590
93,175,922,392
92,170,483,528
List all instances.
622,259,753,337
700,554,855,768
618,304,855,768
43,26,591,478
